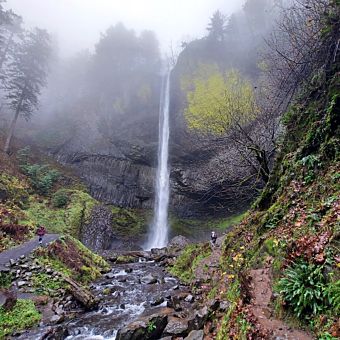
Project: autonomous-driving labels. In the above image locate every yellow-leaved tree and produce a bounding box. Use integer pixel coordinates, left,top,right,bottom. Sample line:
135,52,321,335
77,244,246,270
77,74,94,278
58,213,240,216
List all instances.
182,64,274,185
183,64,258,136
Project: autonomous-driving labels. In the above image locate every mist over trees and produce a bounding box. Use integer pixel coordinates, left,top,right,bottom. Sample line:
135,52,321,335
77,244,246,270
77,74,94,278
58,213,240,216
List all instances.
0,1,51,153
0,0,337,215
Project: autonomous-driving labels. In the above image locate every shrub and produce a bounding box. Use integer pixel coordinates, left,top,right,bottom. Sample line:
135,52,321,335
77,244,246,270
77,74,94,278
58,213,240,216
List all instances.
325,279,340,315
20,163,59,195
0,299,41,338
52,190,69,208
278,261,327,317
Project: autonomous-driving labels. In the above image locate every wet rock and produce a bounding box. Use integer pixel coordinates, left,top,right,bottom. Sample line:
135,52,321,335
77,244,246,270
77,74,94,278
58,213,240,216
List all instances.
125,268,133,273
117,276,127,283
151,297,165,306
81,205,114,252
50,314,64,324
169,295,182,312
207,299,220,311
9,259,15,266
219,301,230,312
33,295,49,306
141,274,158,284
185,294,194,303
41,326,69,340
1,290,17,311
188,306,209,330
106,272,115,279
163,316,189,337
185,330,204,340
169,236,190,249
116,314,168,340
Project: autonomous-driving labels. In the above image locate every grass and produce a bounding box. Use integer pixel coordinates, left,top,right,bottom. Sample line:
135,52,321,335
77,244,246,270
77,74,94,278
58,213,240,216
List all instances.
22,190,97,236
169,243,212,283
170,212,246,241
0,299,41,339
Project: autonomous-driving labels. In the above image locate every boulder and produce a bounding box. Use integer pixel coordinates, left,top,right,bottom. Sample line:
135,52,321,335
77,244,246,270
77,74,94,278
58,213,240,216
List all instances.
1,290,17,311
151,297,165,306
168,236,190,249
116,314,168,340
141,274,158,285
33,295,49,306
185,330,204,340
163,316,189,337
106,272,115,279
185,294,195,303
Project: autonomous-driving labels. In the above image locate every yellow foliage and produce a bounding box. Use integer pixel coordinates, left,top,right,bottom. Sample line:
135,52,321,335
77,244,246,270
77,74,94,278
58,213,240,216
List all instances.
183,64,257,135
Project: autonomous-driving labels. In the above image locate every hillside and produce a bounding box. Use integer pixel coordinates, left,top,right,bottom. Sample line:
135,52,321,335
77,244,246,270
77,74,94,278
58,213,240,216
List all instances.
169,36,340,339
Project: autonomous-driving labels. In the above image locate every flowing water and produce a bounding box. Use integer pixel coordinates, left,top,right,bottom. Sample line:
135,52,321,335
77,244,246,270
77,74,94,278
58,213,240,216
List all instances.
145,69,171,250
17,258,184,340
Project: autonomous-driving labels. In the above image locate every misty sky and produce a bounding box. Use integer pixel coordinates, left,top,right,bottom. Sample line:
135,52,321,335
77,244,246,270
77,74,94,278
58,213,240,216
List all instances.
6,0,245,57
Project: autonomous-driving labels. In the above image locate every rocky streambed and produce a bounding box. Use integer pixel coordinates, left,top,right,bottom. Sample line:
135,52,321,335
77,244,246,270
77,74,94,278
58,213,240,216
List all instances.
10,245,221,340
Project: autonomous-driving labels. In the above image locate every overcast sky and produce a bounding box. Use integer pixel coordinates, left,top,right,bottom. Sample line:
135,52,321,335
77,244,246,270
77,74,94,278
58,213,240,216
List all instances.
5,0,245,57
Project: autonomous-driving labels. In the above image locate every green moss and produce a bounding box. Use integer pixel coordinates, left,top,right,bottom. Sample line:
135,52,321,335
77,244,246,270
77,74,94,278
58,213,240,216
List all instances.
0,299,41,338
0,272,13,289
22,190,97,236
115,255,137,264
169,243,211,283
111,207,150,239
31,272,64,296
0,173,29,208
170,212,246,240
35,236,109,285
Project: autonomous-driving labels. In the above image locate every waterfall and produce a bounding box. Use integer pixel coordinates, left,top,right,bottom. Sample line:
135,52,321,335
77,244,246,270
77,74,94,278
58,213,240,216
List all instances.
145,69,171,250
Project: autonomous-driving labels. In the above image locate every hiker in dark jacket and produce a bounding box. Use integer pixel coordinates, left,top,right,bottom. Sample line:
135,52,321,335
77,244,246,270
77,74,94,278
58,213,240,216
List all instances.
36,225,46,245
211,231,217,247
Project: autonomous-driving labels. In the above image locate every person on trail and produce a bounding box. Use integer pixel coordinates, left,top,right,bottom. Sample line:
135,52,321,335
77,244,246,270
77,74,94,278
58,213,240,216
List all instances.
36,225,46,245
211,231,217,247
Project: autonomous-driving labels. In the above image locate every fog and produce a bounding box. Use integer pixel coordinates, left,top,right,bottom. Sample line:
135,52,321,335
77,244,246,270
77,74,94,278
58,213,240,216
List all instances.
6,0,245,57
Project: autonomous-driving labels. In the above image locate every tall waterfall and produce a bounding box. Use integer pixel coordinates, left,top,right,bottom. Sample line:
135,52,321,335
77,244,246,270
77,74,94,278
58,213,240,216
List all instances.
145,69,171,250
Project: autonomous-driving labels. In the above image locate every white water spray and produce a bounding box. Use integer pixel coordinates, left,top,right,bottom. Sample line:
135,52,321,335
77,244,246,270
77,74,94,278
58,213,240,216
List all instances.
145,69,171,250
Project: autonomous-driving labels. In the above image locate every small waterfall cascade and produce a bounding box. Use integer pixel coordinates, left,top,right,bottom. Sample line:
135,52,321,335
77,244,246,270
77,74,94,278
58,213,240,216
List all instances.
145,68,171,250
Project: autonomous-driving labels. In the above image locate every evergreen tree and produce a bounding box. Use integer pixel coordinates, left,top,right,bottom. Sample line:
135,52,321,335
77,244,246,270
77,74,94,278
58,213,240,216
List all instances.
3,28,51,153
207,10,226,42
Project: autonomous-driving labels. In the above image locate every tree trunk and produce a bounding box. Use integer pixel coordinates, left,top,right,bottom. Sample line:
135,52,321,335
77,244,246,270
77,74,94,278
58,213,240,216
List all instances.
4,105,20,154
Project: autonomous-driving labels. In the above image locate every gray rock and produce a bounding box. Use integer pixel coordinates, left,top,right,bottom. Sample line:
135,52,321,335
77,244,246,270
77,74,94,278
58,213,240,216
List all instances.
169,235,190,249
50,315,64,324
151,297,165,306
164,317,189,336
207,299,220,311
185,294,194,303
17,281,27,287
141,274,157,284
106,272,115,279
20,255,25,260
9,259,15,266
185,330,204,340
116,314,168,340
219,301,230,312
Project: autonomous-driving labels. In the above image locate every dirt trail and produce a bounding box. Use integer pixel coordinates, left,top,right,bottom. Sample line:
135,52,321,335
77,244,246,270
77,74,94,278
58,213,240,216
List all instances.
0,234,59,270
249,267,314,340
195,237,223,282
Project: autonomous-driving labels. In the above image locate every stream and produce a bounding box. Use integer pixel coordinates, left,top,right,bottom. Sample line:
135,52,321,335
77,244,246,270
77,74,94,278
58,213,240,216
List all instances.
16,255,188,340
